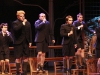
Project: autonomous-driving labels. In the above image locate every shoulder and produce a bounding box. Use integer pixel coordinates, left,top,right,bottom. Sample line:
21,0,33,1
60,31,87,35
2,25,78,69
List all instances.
73,20,78,24
35,19,41,23
26,21,31,25
61,24,66,27
12,19,20,25
82,21,85,24
60,24,67,29
13,19,19,23
46,21,49,23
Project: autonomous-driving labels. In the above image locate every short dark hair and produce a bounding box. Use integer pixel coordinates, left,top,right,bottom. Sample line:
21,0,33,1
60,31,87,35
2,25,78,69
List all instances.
77,13,83,17
65,15,73,21
39,13,46,17
0,23,8,29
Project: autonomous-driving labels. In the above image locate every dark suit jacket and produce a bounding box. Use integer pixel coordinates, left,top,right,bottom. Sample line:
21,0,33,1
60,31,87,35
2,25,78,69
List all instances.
73,20,92,40
34,19,54,43
0,31,13,52
95,26,100,49
12,19,32,44
60,23,77,45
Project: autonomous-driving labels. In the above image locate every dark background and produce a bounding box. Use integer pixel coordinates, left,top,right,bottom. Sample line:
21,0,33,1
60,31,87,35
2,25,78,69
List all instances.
0,0,99,69
0,0,80,45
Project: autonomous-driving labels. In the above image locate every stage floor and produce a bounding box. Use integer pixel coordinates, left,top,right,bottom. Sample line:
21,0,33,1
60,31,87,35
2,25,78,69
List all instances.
2,72,63,75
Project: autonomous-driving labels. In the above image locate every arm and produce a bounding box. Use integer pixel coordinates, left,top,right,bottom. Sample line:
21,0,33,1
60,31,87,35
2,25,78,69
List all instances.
34,20,45,30
84,23,93,33
5,32,14,43
96,27,100,39
73,26,77,44
60,25,69,37
29,23,32,46
49,22,55,43
73,22,81,30
12,21,23,31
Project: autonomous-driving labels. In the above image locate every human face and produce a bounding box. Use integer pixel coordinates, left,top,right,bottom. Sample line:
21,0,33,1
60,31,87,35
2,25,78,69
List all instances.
2,26,8,33
77,15,83,22
67,18,73,25
17,13,25,21
39,14,46,21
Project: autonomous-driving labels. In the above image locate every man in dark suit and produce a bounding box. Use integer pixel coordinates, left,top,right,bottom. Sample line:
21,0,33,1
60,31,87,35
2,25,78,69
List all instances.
60,15,77,75
34,13,55,72
0,23,13,74
73,13,93,68
12,10,32,75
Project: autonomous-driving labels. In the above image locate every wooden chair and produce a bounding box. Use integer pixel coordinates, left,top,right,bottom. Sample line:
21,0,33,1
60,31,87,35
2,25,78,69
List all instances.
54,61,63,75
9,63,22,75
54,56,77,75
71,69,86,75
29,57,48,75
86,58,100,75
71,56,87,75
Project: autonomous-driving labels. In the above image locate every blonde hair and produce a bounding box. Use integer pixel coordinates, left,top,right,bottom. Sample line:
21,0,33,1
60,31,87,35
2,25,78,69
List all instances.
16,10,25,16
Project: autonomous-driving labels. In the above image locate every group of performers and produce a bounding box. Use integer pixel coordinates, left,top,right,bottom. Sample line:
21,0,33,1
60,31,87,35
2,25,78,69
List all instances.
0,10,99,75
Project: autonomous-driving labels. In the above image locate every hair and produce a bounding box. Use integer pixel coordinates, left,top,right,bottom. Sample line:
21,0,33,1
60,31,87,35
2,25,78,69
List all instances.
0,23,8,29
65,15,73,21
77,13,83,17
39,13,46,17
16,10,25,16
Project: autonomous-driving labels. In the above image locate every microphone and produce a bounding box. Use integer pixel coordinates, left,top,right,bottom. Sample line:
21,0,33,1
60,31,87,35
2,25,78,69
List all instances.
80,22,83,30
43,18,46,23
6,31,10,36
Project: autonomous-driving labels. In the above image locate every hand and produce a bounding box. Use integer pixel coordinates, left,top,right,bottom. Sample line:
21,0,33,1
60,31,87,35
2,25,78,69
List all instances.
52,40,55,44
70,30,73,35
74,44,77,48
22,19,27,25
93,31,96,34
80,25,83,28
23,19,27,23
6,31,10,36
29,43,32,47
43,18,46,23
68,30,73,36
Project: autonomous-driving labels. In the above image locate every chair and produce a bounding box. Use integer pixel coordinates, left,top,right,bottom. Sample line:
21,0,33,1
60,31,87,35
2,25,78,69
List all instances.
54,56,76,75
54,61,63,75
71,69,86,75
9,63,22,75
86,58,100,75
29,57,48,75
71,56,87,75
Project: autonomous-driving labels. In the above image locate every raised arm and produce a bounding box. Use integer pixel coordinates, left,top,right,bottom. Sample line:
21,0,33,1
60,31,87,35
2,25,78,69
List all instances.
34,20,45,30
12,21,23,31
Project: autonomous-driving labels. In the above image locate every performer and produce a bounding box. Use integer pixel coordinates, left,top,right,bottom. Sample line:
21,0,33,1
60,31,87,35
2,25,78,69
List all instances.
34,13,55,73
95,23,100,72
12,10,32,75
73,13,93,68
0,23,13,74
60,15,77,75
